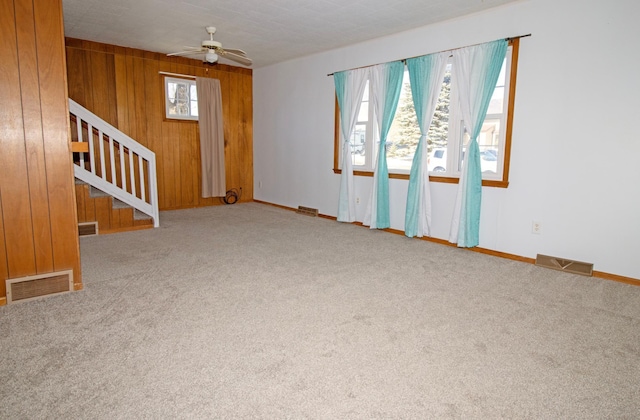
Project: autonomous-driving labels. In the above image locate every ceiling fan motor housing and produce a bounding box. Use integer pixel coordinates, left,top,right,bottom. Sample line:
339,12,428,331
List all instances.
202,40,222,49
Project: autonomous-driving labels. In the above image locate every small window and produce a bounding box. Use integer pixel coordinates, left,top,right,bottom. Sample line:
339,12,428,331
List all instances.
164,77,198,120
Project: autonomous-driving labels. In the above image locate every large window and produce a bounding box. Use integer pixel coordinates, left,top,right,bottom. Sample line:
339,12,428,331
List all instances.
334,39,520,188
165,77,198,121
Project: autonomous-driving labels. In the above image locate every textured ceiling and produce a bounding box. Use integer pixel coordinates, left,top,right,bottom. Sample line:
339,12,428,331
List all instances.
62,0,518,68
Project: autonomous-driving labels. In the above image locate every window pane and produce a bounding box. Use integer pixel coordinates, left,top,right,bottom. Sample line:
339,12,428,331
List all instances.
387,70,418,171
427,147,447,173
167,82,178,116
458,120,500,175
427,63,451,171
487,59,506,114
496,57,507,86
168,83,177,101
175,83,190,116
459,124,470,172
486,86,504,114
357,101,369,122
479,119,500,174
190,85,198,116
350,123,366,166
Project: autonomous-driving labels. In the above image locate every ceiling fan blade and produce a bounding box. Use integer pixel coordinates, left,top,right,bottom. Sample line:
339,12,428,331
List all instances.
222,48,247,57
167,48,205,57
220,51,252,66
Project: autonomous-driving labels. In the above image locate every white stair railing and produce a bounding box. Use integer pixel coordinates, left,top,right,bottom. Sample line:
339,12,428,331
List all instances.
69,99,159,227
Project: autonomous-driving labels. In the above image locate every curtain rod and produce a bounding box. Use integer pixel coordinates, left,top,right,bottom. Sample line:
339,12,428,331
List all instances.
326,33,531,77
159,71,196,79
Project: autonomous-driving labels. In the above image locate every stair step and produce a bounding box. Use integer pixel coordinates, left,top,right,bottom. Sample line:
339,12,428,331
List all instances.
75,181,153,234
88,186,110,198
134,209,152,221
112,198,130,209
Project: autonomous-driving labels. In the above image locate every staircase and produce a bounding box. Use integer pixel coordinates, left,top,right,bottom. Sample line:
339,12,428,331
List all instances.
69,99,159,234
75,182,154,235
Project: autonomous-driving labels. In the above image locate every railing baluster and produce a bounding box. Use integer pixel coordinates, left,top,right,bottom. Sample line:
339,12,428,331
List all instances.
129,150,136,197
138,155,146,202
148,157,159,227
88,122,96,175
119,142,126,192
108,134,116,186
96,126,108,180
76,115,85,168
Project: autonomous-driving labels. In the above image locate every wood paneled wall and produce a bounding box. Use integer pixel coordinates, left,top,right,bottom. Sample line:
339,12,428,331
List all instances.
65,39,253,211
0,0,82,303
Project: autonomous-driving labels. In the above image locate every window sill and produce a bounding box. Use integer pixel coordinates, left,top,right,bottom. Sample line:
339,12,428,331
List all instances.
163,117,199,123
332,168,509,188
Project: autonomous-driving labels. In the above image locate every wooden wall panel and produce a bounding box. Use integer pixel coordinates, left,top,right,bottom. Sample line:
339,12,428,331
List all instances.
88,51,118,126
0,0,82,302
114,55,130,135
0,197,7,298
33,0,81,285
66,48,89,107
65,38,253,212
0,0,37,279
143,58,162,200
15,0,54,274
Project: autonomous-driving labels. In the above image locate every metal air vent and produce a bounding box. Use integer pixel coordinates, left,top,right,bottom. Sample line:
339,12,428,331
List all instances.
535,254,593,276
296,206,319,217
6,270,74,303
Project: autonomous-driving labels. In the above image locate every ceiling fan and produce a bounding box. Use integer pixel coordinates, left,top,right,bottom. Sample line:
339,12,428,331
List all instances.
167,26,252,66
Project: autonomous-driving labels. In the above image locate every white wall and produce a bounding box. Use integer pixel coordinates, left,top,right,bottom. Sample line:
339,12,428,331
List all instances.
253,0,640,279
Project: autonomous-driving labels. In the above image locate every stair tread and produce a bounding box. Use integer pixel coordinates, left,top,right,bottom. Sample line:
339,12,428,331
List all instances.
134,210,152,221
88,186,110,198
112,198,130,209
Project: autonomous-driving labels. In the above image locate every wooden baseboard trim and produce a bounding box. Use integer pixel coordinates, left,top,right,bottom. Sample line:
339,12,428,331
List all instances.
0,297,6,306
592,271,640,287
90,224,154,235
160,198,253,212
252,199,638,286
253,200,291,212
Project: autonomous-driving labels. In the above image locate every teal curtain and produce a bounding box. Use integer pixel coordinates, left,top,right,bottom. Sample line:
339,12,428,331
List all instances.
449,39,508,247
404,52,449,238
363,61,404,228
334,68,369,222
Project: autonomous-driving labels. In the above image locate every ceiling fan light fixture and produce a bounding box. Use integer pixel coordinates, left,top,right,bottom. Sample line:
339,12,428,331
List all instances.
167,26,251,66
205,51,218,63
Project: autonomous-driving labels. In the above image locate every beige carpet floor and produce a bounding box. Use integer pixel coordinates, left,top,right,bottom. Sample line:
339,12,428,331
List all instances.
1,202,639,419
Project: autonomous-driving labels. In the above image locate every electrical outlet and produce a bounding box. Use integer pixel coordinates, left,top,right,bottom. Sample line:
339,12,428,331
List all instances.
356,197,360,204
532,221,542,235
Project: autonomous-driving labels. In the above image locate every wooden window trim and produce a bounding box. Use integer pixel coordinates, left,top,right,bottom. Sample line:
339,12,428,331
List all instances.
332,38,519,190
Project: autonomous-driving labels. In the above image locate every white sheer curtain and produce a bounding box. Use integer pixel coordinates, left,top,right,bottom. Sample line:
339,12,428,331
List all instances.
448,40,507,246
363,61,404,229
404,52,450,238
196,77,225,198
334,68,369,222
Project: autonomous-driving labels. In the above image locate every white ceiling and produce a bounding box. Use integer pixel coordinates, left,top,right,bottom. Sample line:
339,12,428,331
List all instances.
62,0,518,68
